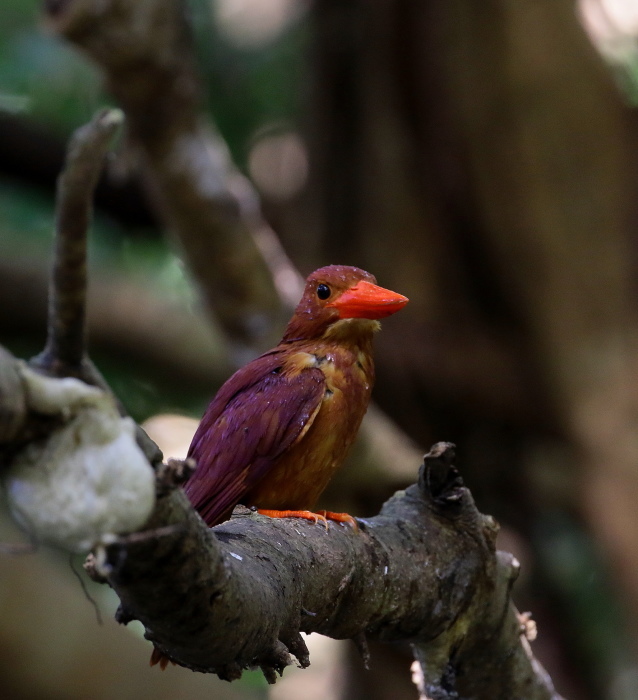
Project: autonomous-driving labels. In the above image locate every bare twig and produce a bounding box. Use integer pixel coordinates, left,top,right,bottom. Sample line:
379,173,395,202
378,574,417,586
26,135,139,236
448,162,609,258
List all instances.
18,109,165,464
69,554,104,625
33,108,123,378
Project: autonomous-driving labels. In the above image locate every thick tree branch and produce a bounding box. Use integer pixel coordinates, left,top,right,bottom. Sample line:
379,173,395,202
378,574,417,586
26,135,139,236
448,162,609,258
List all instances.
79,444,560,698
2,350,559,698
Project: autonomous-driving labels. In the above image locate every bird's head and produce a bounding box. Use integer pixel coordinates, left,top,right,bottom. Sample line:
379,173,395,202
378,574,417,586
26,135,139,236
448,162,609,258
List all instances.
282,265,409,342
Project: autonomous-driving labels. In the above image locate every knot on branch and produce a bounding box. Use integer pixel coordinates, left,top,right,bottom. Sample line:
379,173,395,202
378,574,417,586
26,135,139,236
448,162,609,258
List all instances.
419,442,465,506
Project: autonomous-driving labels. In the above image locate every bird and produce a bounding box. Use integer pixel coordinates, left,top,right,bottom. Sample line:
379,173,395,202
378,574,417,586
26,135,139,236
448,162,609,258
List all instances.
182,264,408,529
150,265,407,668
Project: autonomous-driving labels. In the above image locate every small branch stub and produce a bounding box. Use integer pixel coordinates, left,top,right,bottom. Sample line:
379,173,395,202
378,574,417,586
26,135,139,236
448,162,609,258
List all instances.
419,441,464,505
155,458,196,495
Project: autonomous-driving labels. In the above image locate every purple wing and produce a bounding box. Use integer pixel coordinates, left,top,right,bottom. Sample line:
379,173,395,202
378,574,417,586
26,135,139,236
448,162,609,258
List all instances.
184,352,325,526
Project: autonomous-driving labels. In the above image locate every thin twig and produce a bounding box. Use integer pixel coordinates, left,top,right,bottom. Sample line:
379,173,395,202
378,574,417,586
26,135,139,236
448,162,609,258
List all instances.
35,108,123,377
69,554,104,626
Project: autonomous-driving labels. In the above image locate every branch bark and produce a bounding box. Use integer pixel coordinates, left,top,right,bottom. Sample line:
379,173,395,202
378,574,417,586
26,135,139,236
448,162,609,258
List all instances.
77,443,559,698
35,108,123,378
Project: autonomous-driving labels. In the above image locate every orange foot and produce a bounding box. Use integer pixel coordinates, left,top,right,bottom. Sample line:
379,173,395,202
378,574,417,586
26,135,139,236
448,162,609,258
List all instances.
317,510,359,530
150,647,176,670
257,509,358,530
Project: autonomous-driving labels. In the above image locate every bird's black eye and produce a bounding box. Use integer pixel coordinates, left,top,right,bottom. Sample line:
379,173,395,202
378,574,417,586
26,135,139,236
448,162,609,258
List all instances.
317,283,331,300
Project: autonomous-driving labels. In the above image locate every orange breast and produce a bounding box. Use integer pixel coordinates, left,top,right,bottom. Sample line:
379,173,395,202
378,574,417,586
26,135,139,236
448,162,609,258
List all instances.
243,344,374,510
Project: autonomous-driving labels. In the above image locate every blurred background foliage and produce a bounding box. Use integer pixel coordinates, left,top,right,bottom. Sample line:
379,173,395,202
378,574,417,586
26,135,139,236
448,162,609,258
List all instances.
2,1,638,699
0,0,310,418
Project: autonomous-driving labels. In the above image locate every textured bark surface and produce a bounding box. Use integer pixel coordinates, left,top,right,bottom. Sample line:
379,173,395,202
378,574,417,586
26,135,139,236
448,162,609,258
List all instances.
33,109,123,379
91,441,560,698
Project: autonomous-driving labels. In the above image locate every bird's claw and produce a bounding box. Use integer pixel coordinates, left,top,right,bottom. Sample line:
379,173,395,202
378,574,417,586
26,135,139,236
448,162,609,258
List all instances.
150,647,176,670
257,508,357,530
317,510,359,530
